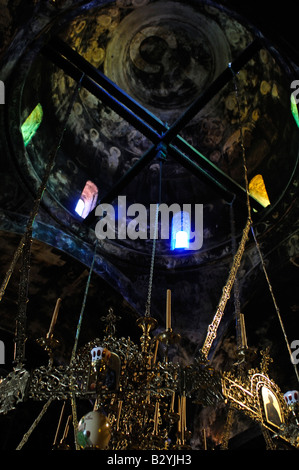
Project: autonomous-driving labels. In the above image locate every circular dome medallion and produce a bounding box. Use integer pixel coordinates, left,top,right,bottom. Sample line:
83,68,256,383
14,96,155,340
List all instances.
104,2,231,121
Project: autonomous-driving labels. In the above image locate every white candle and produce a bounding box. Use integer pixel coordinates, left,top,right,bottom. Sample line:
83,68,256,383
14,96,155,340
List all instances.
182,395,186,430
153,339,159,366
47,298,61,337
116,400,123,431
177,396,181,433
170,391,175,412
153,401,159,434
181,395,186,443
166,289,171,330
203,429,207,450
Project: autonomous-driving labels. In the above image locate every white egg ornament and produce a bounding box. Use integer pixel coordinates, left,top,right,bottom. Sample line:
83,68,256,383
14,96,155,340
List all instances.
77,411,111,450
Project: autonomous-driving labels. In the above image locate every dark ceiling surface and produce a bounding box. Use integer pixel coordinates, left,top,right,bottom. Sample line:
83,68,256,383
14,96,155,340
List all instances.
0,0,298,450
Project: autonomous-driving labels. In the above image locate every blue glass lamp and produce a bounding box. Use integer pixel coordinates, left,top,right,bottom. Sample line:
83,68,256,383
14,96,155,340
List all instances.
171,211,190,250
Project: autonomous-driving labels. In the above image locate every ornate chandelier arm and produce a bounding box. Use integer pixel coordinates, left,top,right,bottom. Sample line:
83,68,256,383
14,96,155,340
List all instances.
201,216,252,359
201,63,253,360
251,226,299,384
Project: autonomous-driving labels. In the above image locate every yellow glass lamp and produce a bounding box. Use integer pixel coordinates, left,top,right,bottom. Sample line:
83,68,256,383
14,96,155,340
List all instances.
249,174,271,208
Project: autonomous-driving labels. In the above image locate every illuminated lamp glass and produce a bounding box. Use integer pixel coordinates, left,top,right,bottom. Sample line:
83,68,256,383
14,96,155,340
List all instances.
21,103,43,146
249,174,270,208
75,198,85,217
175,230,189,248
75,181,98,219
291,93,299,128
171,211,190,250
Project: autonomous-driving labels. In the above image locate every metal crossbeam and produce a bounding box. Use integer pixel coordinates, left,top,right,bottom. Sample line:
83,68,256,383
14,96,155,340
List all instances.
42,36,263,225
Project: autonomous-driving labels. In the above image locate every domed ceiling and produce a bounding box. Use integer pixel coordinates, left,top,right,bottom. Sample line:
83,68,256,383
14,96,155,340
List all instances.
4,0,297,329
9,2,298,239
0,0,298,449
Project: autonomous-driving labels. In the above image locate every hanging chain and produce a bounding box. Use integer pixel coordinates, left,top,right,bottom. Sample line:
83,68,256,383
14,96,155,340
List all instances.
145,203,159,317
230,65,298,384
251,226,299,383
229,64,251,355
0,239,25,303
70,240,98,365
201,217,251,358
260,425,276,450
145,159,163,317
0,74,85,306
16,397,54,450
229,63,252,222
12,74,85,368
201,64,253,359
229,201,243,350
220,404,235,450
69,240,98,449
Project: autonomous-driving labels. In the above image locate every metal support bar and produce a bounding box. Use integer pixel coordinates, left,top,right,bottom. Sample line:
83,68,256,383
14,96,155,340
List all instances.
167,144,235,202
162,39,262,144
43,44,162,144
42,36,263,226
46,36,166,136
168,142,261,210
45,36,261,141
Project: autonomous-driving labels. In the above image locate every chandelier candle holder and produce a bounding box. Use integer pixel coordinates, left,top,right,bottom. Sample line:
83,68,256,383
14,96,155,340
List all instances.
136,316,157,355
0,302,298,449
36,297,61,365
166,289,171,331
156,290,181,364
75,300,189,451
283,391,299,425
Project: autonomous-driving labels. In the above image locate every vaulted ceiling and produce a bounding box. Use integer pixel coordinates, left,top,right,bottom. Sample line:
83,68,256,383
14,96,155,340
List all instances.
0,0,298,449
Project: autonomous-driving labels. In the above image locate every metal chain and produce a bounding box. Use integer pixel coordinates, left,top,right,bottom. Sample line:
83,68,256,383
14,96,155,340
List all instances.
229,201,243,351
220,404,235,450
69,240,98,449
145,202,159,317
251,226,299,384
0,74,85,307
260,424,276,450
0,238,24,303
229,63,252,222
201,217,251,358
16,397,54,449
145,159,163,317
201,64,254,358
228,63,247,353
230,65,299,384
13,74,85,368
70,240,98,365
4,73,86,447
